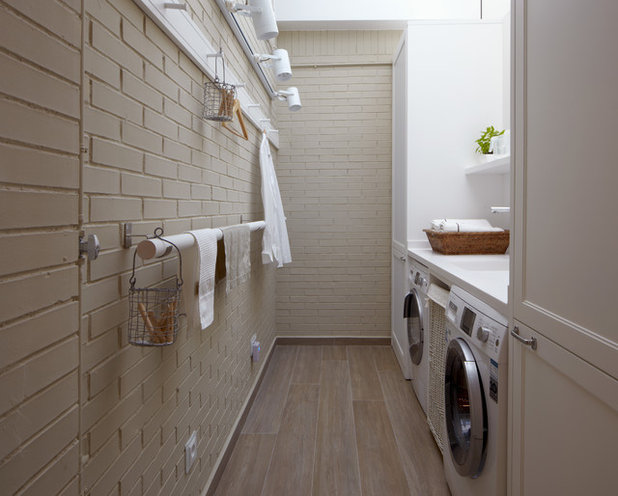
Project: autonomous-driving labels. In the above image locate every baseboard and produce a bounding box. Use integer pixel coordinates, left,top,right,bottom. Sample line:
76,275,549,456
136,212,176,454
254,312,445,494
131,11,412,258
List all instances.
201,338,277,496
276,336,391,346
201,335,391,495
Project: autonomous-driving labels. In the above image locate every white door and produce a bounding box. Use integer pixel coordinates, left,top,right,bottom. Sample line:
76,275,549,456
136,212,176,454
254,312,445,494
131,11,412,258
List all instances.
510,1,618,493
391,32,409,376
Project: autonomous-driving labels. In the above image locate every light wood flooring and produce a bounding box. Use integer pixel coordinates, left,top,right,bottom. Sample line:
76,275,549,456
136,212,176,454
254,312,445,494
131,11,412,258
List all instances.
213,345,451,496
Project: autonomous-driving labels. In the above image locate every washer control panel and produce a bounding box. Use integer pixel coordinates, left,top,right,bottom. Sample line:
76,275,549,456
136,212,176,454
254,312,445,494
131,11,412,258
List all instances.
446,289,507,362
409,264,429,292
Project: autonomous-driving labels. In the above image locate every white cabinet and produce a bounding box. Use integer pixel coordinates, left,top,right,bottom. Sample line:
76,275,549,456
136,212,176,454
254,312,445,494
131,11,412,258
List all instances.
509,0,618,493
509,322,618,496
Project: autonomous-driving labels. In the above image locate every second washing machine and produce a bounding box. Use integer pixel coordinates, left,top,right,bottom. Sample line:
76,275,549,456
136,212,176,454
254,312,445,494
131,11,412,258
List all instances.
403,261,430,413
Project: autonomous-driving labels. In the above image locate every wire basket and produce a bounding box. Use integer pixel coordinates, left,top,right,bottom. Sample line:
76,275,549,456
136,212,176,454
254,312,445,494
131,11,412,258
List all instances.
128,229,184,346
203,54,236,122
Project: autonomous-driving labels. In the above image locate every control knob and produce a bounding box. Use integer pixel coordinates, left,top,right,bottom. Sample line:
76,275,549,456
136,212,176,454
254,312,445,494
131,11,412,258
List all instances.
476,326,491,343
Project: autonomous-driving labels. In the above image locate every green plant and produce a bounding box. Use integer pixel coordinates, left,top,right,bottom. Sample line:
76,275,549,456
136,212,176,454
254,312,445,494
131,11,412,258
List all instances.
475,126,505,154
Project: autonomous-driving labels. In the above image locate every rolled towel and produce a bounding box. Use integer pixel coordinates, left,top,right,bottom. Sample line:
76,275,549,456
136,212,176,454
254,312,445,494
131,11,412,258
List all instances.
430,219,502,232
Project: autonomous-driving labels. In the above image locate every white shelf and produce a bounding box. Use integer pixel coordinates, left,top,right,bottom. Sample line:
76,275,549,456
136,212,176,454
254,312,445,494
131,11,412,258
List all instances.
465,154,510,175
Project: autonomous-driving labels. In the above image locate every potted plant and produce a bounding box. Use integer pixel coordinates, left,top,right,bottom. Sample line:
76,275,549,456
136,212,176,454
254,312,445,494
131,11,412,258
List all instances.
475,126,505,155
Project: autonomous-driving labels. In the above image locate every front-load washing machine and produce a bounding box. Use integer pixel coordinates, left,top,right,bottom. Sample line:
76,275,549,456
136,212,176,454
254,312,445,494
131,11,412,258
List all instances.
443,286,508,496
404,262,430,413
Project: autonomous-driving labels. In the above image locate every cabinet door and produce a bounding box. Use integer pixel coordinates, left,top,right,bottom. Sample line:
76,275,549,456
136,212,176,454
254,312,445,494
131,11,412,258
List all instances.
512,0,618,378
509,321,618,496
391,32,408,351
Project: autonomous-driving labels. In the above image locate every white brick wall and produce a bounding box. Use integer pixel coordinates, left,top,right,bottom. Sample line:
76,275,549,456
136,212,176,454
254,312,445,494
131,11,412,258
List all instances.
275,31,399,337
1,0,277,495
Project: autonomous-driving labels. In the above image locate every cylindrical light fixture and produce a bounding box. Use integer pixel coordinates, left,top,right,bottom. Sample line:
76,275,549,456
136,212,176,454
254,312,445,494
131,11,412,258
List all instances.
251,0,278,40
278,87,301,112
254,48,292,82
271,48,291,81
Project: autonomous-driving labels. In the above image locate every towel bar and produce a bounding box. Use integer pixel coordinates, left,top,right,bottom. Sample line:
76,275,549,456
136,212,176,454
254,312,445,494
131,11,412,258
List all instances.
136,221,265,260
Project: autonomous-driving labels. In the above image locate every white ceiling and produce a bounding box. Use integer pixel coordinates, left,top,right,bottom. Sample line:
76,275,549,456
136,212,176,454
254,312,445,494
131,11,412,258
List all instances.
274,0,510,30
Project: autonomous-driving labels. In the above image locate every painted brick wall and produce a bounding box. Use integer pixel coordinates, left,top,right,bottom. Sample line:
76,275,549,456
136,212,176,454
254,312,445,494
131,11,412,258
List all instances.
275,30,400,336
1,0,278,495
0,0,82,494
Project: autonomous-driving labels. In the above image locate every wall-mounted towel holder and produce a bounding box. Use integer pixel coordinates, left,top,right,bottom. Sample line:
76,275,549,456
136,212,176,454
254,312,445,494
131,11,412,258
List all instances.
135,221,266,260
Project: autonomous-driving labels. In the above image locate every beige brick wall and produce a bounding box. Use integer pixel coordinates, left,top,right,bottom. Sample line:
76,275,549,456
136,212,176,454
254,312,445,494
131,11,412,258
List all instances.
0,0,82,495
275,31,400,336
1,0,278,495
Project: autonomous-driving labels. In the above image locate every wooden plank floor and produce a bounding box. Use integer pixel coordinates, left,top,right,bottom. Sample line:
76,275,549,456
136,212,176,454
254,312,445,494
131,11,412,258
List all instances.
213,345,451,496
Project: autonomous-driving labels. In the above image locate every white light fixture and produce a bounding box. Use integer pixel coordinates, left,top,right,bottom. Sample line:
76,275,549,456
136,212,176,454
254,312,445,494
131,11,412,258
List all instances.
277,87,301,112
225,0,278,40
253,48,292,82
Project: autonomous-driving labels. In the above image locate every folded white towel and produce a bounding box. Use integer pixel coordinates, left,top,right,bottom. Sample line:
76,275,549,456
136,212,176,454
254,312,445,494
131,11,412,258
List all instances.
189,229,218,330
430,218,503,232
221,225,251,294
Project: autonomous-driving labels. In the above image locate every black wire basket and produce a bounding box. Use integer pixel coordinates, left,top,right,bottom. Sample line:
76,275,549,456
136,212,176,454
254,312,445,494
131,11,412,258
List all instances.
203,53,236,122
128,229,184,346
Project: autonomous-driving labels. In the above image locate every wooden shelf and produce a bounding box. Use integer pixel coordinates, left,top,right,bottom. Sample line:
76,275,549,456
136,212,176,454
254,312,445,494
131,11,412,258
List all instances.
465,154,510,175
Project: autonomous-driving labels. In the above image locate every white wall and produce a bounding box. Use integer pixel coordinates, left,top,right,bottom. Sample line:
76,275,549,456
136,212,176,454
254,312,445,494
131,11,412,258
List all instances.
274,0,510,28
405,21,509,241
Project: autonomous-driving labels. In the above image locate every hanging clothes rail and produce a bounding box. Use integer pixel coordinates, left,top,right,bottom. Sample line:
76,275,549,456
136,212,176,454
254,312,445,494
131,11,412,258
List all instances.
137,221,265,260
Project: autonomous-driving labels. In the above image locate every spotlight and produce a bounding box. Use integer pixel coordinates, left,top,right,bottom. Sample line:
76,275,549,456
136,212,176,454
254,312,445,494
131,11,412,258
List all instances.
277,87,301,112
254,48,292,82
225,0,278,40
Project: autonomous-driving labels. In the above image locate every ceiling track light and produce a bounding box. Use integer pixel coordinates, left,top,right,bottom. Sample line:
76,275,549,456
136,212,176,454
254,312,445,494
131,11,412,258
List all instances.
253,48,292,82
225,0,278,40
276,87,301,112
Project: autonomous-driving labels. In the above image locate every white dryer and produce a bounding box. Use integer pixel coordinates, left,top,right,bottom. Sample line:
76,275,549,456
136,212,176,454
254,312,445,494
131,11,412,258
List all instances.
442,286,508,496
403,262,430,413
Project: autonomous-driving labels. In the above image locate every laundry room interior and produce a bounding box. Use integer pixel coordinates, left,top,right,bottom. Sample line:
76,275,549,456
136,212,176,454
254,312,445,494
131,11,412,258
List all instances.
0,0,616,495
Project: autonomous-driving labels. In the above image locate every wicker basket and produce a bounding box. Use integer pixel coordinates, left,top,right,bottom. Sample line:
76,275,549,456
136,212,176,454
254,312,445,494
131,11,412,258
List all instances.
423,229,510,255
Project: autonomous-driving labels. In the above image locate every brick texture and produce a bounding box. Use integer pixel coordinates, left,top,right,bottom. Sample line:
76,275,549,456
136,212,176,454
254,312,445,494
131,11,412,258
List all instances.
0,2,81,496
1,2,277,496
275,31,399,337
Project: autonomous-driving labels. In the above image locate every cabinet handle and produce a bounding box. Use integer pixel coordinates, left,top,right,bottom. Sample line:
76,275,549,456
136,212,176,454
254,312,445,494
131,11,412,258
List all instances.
399,256,406,262
511,327,537,350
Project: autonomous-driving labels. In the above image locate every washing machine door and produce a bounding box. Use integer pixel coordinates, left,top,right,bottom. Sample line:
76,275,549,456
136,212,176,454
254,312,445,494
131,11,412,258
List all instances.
403,289,424,365
444,337,487,478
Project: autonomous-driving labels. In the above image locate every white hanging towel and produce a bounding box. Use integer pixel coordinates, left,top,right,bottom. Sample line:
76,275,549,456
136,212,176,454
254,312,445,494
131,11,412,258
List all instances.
188,228,218,329
259,132,291,268
221,224,251,294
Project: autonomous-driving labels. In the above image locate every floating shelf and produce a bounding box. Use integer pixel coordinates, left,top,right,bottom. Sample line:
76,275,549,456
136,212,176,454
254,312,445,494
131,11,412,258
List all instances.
465,154,510,175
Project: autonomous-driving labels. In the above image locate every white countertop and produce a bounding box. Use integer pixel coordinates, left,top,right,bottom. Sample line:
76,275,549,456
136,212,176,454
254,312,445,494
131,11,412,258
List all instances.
408,245,509,316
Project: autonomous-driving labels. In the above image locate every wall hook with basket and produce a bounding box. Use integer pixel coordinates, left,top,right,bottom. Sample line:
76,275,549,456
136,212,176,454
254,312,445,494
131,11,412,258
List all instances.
128,228,185,346
203,49,236,122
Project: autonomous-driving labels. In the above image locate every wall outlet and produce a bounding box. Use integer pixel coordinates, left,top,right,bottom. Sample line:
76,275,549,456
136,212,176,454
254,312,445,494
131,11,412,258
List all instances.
185,430,197,474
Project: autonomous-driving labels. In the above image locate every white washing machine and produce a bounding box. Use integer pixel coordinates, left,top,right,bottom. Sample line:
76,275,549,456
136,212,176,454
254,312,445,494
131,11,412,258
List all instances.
442,286,508,496
403,262,430,413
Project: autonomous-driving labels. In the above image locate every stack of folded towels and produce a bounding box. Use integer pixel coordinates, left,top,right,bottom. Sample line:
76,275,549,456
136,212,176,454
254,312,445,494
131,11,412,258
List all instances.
430,218,504,232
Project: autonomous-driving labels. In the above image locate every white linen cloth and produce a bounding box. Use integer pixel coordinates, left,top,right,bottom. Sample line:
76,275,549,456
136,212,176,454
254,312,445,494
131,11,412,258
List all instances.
430,218,503,232
221,224,251,294
259,133,291,268
188,229,218,329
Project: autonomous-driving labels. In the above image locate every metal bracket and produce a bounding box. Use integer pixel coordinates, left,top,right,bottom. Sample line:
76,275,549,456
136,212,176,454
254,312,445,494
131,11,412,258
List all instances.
123,223,150,249
79,234,100,261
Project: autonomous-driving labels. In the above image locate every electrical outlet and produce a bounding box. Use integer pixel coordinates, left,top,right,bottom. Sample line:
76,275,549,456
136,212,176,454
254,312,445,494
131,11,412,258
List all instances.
185,430,197,474
250,334,257,358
